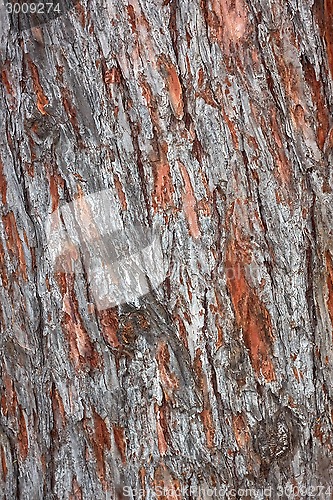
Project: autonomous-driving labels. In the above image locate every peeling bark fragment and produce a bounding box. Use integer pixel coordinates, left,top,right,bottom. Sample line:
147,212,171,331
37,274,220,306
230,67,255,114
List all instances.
113,174,127,211
97,308,120,348
60,87,81,140
156,342,179,404
0,446,7,481
49,172,64,212
321,0,333,78
57,274,100,370
0,161,7,205
113,425,127,464
207,0,249,48
18,406,28,461
226,203,275,382
178,161,200,239
1,67,14,97
51,385,66,430
303,59,331,151
126,4,137,33
158,56,184,120
84,410,111,490
1,371,17,418
26,57,49,115
155,405,168,457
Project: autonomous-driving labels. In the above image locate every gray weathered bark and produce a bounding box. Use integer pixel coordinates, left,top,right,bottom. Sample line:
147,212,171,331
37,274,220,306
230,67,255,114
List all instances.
0,0,333,498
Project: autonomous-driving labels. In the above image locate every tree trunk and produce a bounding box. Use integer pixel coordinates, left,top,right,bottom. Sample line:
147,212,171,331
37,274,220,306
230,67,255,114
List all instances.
0,0,333,498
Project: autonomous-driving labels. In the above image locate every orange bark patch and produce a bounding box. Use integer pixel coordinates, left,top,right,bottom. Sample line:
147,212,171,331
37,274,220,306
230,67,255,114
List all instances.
18,406,28,460
324,0,333,78
0,161,7,205
74,1,86,27
156,417,168,457
193,349,204,391
52,386,66,429
274,150,292,190
215,315,223,350
191,137,204,166
156,342,179,403
27,58,49,115
225,205,275,381
166,65,183,120
58,274,100,370
232,414,250,449
61,88,81,138
126,4,137,33
49,172,64,212
70,477,83,500
119,318,137,345
292,366,300,382
207,0,248,48
1,371,17,418
0,446,7,481
303,61,330,151
155,403,168,457
157,56,183,120
1,69,13,96
200,409,215,449
197,67,205,88
313,421,325,444
140,78,152,107
220,107,239,149
89,410,111,489
326,251,333,338
178,161,200,239
113,425,126,464
2,212,27,280
139,78,160,129
113,173,127,210
97,308,120,348
104,66,121,85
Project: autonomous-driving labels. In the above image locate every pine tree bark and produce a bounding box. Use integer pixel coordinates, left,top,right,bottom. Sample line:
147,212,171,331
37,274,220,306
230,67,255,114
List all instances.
0,0,333,498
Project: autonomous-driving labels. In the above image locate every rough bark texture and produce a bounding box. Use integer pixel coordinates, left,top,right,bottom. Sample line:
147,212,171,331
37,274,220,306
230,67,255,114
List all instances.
0,0,333,498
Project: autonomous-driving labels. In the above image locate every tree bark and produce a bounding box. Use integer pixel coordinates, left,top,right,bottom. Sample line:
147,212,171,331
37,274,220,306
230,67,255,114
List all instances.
0,0,333,498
